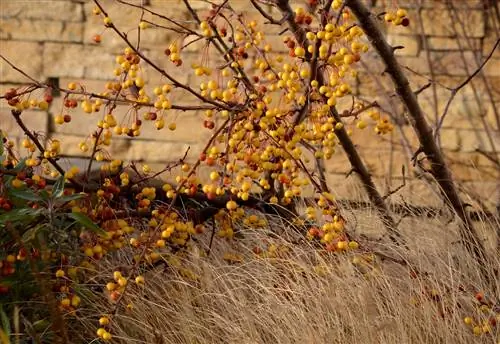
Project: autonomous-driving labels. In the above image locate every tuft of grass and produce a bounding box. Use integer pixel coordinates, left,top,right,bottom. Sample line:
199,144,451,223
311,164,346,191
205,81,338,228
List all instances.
74,207,499,344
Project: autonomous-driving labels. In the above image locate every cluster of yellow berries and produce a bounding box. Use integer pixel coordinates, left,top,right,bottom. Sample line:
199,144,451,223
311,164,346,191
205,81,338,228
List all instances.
0,4,416,336
96,316,113,341
43,139,61,160
164,42,182,66
64,166,80,179
384,8,410,27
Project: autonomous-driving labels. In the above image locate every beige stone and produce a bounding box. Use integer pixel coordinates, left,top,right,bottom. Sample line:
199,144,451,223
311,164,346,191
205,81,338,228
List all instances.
387,35,420,56
0,1,84,22
460,181,499,211
142,49,192,86
0,0,498,203
43,43,116,79
484,58,500,77
397,54,431,75
83,0,190,49
457,128,500,153
0,18,83,42
396,178,443,207
137,110,211,143
429,51,477,76
420,9,484,38
426,37,481,51
439,128,459,151
482,27,500,58
121,140,196,163
414,0,484,9
446,152,499,182
50,134,89,157
0,109,48,139
0,40,43,82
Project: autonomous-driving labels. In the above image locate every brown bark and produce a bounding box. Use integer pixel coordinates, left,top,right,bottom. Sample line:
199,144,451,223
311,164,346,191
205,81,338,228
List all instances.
275,0,402,243
345,0,489,267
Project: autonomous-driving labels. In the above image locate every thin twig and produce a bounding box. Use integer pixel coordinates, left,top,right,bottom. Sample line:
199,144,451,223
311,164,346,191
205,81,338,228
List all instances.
434,38,500,137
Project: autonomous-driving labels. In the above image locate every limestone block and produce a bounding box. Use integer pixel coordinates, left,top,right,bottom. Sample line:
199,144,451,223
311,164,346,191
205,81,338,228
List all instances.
484,58,500,77
43,43,116,79
0,109,48,139
429,51,477,76
439,128,459,151
136,111,210,143
397,54,431,75
0,40,43,82
141,49,191,86
51,134,89,157
83,1,189,49
460,181,500,211
0,1,84,22
387,35,420,56
446,151,500,182
482,27,500,58
457,128,500,153
426,37,481,51
420,9,484,38
0,18,83,43
413,0,484,9
121,140,195,163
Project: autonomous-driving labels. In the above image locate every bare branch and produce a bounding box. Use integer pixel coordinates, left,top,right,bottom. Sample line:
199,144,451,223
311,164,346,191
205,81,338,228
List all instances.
435,38,500,137
345,0,490,271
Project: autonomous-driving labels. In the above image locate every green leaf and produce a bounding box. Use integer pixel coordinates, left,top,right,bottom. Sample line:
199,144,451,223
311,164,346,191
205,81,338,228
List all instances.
39,190,50,200
0,305,10,337
67,212,105,235
32,318,51,332
8,188,43,202
51,175,65,199
12,158,27,172
55,193,86,205
21,224,47,244
0,208,43,224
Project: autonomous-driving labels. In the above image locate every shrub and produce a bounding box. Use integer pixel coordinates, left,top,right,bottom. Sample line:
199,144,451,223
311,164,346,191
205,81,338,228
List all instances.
0,0,497,343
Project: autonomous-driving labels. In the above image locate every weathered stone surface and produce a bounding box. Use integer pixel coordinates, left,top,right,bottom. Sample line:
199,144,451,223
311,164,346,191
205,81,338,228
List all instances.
0,1,83,22
0,109,48,138
420,9,484,37
446,151,500,181
429,51,477,76
457,128,500,153
0,18,83,42
0,40,43,82
387,35,420,56
397,54,431,75
484,58,500,77
53,133,200,164
137,111,211,143
83,0,190,48
43,43,116,79
0,0,498,207
426,37,482,51
439,129,459,151
395,178,443,207
142,49,192,86
459,180,500,211
120,140,196,163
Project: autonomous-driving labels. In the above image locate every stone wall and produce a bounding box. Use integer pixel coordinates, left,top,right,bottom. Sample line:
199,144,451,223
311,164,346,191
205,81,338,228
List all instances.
1,0,499,210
